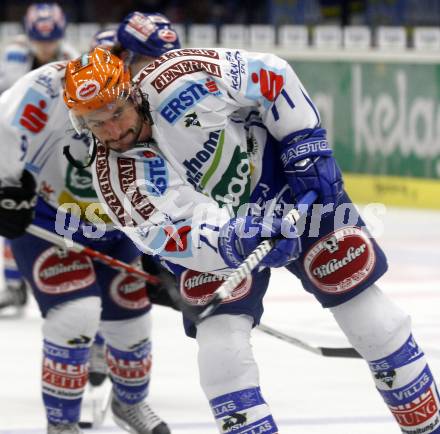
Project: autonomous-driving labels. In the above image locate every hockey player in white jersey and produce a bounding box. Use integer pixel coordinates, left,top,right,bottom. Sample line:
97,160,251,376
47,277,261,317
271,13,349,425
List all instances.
0,2,78,312
0,15,182,434
63,46,440,434
0,3,78,93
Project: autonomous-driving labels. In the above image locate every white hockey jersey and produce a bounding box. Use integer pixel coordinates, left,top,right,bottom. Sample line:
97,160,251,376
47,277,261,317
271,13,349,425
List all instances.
0,35,79,94
0,61,111,228
92,48,321,272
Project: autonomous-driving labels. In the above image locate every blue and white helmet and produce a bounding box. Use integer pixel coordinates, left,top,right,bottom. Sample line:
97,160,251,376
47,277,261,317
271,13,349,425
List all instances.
24,3,66,41
117,12,181,58
90,29,117,50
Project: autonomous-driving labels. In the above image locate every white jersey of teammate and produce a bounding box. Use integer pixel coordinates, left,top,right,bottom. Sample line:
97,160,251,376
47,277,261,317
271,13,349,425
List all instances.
0,61,110,226
93,48,319,272
0,35,79,93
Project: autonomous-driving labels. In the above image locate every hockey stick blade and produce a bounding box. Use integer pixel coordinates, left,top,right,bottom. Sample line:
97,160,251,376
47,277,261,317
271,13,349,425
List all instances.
258,323,362,358
79,380,112,428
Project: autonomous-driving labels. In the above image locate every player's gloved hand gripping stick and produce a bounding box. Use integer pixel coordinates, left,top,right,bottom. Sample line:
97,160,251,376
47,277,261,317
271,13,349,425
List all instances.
195,190,318,324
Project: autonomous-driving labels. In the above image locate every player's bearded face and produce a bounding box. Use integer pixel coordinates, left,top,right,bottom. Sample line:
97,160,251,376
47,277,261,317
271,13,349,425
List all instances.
83,99,149,153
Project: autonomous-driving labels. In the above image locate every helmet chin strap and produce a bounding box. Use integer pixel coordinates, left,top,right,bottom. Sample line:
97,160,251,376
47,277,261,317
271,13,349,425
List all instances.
63,135,98,169
135,89,154,127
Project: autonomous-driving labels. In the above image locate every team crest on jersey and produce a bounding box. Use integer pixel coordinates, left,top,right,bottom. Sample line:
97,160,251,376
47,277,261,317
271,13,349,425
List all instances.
180,269,252,306
184,112,201,127
303,226,376,294
33,247,96,294
110,273,150,310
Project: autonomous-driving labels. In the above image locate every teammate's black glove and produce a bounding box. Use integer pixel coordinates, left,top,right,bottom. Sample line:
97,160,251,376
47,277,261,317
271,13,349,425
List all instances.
0,170,37,239
141,254,181,311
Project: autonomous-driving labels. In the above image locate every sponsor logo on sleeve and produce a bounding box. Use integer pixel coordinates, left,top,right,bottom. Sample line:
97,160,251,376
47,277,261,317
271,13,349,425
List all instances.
180,269,251,306
225,50,246,91
12,88,50,134
36,73,60,99
245,60,285,106
251,68,283,101
33,247,96,294
303,226,376,294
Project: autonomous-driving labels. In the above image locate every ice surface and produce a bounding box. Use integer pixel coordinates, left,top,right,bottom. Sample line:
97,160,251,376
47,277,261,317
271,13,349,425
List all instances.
1,206,439,433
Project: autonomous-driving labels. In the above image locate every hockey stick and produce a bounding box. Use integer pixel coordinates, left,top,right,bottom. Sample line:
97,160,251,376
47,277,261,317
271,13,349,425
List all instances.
25,223,198,322
193,190,318,324
26,217,362,359
257,323,362,358
25,225,160,286
78,381,112,429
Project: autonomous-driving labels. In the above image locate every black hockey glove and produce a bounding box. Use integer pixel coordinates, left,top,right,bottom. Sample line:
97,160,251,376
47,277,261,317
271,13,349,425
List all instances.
141,254,181,311
0,170,37,239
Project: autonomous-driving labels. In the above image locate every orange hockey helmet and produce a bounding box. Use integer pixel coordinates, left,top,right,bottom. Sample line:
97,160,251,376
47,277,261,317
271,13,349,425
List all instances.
64,46,131,115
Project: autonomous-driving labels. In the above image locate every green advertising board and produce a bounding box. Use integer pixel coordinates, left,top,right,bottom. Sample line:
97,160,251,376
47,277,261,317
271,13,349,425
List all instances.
287,59,440,208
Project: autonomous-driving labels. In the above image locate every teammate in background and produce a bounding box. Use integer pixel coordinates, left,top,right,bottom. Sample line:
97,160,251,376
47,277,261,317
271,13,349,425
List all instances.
64,47,440,434
0,2,78,312
0,2,77,92
0,12,182,434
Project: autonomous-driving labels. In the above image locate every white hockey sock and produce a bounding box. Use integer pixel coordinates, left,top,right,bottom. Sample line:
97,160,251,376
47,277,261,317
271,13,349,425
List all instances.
197,314,278,433
42,297,101,424
331,285,440,433
101,314,152,405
